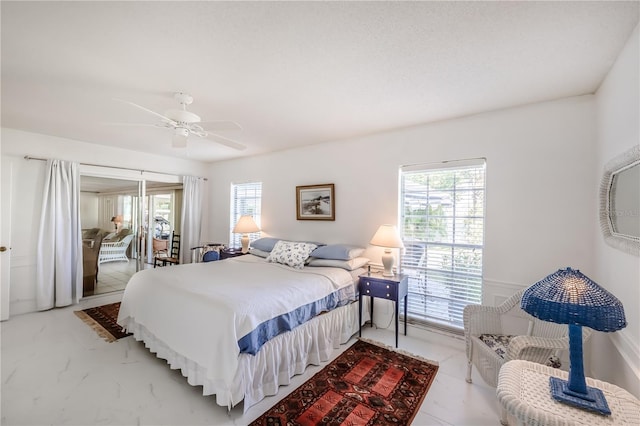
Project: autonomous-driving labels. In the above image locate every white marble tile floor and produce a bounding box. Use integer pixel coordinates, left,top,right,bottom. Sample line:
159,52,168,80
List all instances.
93,261,152,296
1,294,500,425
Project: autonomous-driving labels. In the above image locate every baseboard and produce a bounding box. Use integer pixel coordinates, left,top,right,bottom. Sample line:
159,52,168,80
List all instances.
610,329,640,381
10,298,37,317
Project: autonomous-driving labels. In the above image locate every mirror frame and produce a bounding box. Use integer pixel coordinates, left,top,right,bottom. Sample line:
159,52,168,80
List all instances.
599,144,640,256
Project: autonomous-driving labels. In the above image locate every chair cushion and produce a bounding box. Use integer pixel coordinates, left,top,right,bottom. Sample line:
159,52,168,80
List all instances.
478,334,515,359
203,251,219,262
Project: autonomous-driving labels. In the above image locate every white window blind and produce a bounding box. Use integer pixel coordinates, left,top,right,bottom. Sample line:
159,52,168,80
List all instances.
400,159,486,330
230,182,262,248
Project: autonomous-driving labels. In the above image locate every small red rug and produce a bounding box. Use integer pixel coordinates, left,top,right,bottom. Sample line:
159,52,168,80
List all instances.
74,302,131,342
250,339,439,426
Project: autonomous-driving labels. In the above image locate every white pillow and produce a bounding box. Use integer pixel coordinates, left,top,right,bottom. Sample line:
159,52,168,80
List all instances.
248,247,270,258
310,244,365,260
267,240,318,269
307,257,370,271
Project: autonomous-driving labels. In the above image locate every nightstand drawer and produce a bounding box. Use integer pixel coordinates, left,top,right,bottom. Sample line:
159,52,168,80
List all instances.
359,277,397,300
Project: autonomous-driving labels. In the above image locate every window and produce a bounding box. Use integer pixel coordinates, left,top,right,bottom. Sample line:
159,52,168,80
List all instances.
400,159,486,330
230,182,262,247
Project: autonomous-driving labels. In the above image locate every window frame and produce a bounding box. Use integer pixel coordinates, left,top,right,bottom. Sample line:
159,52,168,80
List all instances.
399,158,486,332
229,181,262,248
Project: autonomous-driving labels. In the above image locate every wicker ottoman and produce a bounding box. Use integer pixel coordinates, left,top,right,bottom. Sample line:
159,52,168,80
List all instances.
497,360,639,426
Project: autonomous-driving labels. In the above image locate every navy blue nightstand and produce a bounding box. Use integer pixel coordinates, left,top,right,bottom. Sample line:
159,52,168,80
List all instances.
219,248,247,260
358,272,408,347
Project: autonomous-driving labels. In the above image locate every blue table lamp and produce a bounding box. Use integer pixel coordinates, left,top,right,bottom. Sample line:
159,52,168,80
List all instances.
521,267,626,415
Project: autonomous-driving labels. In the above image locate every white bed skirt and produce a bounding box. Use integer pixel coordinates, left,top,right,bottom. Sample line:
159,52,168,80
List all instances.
125,299,369,411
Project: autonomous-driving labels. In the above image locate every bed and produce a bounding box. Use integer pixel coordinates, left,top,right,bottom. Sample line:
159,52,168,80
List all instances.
117,249,369,410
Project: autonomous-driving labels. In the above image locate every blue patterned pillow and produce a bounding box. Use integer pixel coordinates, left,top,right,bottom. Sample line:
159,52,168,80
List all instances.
267,240,318,269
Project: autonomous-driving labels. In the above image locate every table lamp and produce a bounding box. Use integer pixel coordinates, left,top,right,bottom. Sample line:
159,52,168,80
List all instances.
521,267,627,415
370,224,404,277
233,215,260,253
111,215,123,231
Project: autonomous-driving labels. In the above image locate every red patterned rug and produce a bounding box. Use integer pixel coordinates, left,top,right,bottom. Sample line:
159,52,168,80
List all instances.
74,302,131,342
250,339,439,426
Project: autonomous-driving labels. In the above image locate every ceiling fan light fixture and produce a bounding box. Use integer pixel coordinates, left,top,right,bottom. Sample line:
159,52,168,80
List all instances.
173,128,189,148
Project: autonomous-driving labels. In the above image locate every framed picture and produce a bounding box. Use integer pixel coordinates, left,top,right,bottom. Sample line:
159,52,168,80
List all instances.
296,184,335,221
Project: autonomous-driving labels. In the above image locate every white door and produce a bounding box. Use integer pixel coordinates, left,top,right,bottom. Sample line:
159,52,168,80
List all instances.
1,158,13,321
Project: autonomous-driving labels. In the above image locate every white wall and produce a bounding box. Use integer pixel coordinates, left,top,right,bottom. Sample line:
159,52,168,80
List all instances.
80,192,99,229
1,128,211,316
207,95,598,347
209,95,597,285
593,23,640,398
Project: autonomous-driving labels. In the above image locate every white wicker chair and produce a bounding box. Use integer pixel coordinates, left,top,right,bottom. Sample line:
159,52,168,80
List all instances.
98,233,134,264
463,288,592,387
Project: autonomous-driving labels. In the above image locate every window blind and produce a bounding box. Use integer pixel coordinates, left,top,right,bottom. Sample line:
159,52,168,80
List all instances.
230,182,262,247
400,159,486,330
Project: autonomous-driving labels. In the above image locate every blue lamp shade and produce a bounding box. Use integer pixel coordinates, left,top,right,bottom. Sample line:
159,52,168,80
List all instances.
521,267,627,415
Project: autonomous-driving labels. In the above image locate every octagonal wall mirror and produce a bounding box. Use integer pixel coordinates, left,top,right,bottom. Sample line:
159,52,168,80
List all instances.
599,144,640,256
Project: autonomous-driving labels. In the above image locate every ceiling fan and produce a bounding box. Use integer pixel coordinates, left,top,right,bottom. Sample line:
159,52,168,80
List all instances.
113,92,246,150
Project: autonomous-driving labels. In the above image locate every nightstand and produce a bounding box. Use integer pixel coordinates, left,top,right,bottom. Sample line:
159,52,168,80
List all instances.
358,272,408,347
219,247,247,260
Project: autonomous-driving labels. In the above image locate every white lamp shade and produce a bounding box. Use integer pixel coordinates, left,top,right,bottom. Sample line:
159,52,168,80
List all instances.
369,224,404,249
232,215,260,234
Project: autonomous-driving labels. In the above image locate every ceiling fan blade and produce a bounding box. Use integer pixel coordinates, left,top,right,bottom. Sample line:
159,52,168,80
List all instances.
204,133,247,151
198,121,242,131
103,122,163,128
113,98,176,124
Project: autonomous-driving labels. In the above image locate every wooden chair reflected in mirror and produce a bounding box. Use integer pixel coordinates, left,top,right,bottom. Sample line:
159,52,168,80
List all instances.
152,237,169,258
154,232,180,267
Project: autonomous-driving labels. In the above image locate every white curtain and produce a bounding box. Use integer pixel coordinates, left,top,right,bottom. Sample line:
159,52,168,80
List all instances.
36,159,83,310
180,175,205,264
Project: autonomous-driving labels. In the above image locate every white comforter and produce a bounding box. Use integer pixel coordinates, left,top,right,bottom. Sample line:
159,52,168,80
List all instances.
117,255,354,396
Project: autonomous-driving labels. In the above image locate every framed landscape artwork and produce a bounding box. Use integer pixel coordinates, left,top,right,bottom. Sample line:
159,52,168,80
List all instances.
296,184,335,221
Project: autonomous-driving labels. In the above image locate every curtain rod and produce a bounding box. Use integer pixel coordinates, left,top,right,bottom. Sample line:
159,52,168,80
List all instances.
23,155,207,181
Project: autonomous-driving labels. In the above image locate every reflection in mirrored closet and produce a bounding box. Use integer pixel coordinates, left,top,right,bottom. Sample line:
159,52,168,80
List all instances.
80,175,183,297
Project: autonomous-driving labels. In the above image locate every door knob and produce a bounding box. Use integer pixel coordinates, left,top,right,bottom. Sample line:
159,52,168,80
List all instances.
0,246,7,252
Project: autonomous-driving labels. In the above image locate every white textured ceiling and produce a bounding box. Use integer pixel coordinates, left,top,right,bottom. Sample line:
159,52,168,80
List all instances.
2,1,638,163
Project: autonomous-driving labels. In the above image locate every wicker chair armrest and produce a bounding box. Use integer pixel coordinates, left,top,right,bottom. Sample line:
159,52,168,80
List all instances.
506,335,569,362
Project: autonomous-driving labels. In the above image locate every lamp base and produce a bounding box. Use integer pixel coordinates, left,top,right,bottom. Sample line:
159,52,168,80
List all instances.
549,377,611,415
381,251,395,277
241,235,250,254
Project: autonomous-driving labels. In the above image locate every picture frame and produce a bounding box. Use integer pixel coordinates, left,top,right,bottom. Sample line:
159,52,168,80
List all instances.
296,183,335,221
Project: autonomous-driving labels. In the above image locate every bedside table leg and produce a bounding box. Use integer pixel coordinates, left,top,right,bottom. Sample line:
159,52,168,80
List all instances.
404,295,408,336
395,302,399,347
370,297,374,328
358,296,362,337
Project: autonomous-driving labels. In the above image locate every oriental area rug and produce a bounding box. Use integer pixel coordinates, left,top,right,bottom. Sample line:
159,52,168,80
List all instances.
250,338,439,426
74,302,131,343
